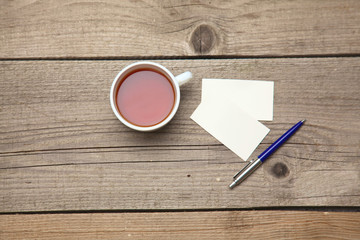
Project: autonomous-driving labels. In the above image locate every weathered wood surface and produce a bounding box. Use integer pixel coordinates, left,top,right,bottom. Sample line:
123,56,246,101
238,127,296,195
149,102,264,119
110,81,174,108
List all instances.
1,0,360,58
1,58,359,212
1,211,359,239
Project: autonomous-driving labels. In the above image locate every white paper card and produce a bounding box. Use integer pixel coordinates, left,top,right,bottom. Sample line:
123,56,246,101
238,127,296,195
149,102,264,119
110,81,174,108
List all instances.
202,79,274,121
191,98,270,161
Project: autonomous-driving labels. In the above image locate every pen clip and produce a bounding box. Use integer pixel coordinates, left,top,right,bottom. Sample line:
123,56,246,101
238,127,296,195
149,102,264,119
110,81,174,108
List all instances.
233,159,254,179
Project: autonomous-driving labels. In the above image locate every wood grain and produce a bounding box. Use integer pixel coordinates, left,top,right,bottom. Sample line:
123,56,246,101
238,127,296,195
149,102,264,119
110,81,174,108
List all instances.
0,59,359,212
1,0,360,58
1,211,359,239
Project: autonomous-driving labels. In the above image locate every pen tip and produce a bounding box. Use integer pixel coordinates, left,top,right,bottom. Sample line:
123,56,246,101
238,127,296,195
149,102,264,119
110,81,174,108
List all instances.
301,119,306,123
229,182,236,189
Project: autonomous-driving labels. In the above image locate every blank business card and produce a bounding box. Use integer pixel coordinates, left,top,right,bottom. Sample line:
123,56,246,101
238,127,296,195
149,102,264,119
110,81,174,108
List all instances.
191,97,270,161
202,79,274,121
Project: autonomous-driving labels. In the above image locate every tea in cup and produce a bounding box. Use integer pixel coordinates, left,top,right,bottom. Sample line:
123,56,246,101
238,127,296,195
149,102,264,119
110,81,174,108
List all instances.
110,61,192,131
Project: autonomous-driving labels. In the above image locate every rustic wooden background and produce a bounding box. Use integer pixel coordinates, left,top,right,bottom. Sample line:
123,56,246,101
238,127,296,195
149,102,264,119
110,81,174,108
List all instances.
1,0,359,239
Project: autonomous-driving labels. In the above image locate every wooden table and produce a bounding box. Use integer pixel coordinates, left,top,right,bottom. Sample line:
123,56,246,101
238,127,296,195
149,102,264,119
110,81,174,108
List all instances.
1,1,359,239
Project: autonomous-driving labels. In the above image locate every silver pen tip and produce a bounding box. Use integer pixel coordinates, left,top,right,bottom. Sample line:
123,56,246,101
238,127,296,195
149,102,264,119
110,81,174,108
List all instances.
301,119,306,123
229,182,236,189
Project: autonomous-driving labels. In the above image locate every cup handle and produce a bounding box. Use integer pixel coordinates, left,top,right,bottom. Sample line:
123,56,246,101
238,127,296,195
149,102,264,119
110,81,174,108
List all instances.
175,71,192,86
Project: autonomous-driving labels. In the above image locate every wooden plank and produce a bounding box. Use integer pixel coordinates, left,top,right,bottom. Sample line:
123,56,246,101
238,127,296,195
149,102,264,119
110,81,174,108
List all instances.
1,0,360,58
0,59,359,212
1,211,359,239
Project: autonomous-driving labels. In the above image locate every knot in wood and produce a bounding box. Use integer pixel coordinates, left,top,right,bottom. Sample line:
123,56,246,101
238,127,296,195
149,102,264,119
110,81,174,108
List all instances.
190,24,216,54
271,162,290,179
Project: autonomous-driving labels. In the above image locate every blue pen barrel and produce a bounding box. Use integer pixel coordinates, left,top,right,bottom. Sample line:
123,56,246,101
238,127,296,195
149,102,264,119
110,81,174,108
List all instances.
258,120,304,162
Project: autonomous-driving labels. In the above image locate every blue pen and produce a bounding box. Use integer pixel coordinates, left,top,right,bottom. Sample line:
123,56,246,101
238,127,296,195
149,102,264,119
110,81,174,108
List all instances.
229,119,305,189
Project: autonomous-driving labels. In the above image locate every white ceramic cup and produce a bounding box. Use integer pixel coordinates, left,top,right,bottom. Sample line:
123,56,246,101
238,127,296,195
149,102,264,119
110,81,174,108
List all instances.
110,61,192,132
